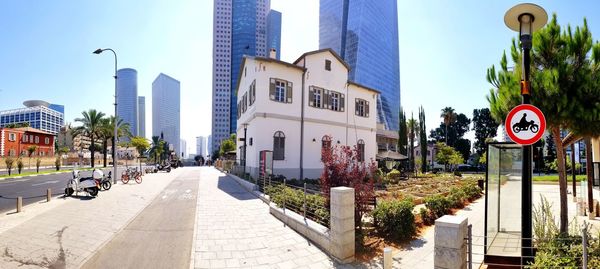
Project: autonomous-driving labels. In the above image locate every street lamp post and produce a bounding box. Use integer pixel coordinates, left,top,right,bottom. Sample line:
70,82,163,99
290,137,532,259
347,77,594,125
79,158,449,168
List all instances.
242,123,248,177
504,3,547,263
93,48,118,184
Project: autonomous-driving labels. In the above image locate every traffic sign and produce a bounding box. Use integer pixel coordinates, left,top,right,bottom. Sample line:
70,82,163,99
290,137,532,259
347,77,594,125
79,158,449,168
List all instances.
505,104,546,145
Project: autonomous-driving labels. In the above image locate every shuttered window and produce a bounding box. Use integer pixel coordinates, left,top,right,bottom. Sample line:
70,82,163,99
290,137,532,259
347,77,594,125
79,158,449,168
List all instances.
269,78,292,103
249,80,256,105
328,91,344,112
309,86,323,108
355,98,369,117
357,139,365,162
273,131,285,160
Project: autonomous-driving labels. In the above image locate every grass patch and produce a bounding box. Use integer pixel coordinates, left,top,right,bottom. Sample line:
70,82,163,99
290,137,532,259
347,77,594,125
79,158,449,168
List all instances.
533,174,586,182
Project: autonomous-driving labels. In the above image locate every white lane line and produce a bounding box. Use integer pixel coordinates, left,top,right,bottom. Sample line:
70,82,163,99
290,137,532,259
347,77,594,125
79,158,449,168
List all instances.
31,180,60,186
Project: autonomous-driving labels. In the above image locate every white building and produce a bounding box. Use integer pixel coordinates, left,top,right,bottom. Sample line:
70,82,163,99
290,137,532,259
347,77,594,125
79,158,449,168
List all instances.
152,73,181,156
180,139,187,159
138,96,146,138
196,136,207,157
236,48,379,179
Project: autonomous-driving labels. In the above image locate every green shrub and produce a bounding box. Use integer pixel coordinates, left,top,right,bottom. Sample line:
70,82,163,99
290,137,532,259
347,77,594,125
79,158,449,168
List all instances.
17,158,24,174
418,207,434,225
453,171,462,177
461,182,482,201
264,184,329,226
55,157,61,171
447,187,467,208
386,169,402,184
424,194,451,219
372,199,416,240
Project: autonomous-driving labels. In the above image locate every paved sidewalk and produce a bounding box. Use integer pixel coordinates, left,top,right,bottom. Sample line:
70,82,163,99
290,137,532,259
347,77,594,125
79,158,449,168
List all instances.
193,168,336,269
0,168,184,269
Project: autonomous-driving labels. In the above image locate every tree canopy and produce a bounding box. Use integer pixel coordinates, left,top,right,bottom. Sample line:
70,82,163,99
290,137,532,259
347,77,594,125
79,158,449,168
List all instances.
472,108,499,155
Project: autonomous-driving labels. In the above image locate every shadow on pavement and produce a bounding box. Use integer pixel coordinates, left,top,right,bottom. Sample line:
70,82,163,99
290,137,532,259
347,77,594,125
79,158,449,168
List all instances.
217,176,257,201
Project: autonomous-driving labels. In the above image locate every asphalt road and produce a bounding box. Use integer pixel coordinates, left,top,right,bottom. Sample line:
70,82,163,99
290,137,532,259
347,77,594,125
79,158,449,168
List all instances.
81,169,199,268
0,167,124,214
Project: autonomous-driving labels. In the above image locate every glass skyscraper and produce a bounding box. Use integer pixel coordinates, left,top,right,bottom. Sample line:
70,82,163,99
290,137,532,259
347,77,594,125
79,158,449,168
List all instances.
267,10,282,60
116,68,138,137
211,0,281,152
138,96,146,138
152,73,181,156
0,100,64,135
320,0,400,130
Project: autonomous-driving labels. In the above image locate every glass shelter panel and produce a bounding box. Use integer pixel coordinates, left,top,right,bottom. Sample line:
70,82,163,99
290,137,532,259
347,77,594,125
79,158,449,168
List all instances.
485,143,523,257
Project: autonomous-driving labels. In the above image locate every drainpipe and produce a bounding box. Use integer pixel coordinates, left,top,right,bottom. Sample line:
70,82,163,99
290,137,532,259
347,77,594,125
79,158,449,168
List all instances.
300,65,307,181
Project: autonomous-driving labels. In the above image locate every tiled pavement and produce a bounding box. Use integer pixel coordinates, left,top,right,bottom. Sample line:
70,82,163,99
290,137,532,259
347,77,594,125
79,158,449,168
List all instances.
0,168,184,269
193,167,338,269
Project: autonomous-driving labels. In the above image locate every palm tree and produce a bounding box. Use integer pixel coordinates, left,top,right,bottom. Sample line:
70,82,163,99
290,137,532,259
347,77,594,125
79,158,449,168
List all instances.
73,109,105,168
440,107,457,145
99,116,131,167
27,145,37,169
149,136,164,163
407,115,419,173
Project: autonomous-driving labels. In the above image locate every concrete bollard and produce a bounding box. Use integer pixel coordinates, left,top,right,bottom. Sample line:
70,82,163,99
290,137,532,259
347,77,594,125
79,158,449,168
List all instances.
330,187,355,263
434,215,468,269
383,247,392,269
16,197,22,213
47,189,52,202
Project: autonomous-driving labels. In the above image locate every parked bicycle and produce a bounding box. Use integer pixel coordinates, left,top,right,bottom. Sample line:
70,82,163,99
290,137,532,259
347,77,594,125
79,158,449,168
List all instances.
121,167,142,184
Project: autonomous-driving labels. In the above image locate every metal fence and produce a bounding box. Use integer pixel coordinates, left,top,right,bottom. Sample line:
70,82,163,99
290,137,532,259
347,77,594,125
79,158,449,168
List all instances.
264,179,330,228
465,224,599,269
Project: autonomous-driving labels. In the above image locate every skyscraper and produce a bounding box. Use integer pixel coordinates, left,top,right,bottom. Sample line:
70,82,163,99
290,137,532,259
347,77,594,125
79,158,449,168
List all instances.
180,139,187,158
196,136,207,157
138,96,146,138
211,0,282,152
116,68,138,137
267,10,282,60
319,0,400,130
152,73,181,156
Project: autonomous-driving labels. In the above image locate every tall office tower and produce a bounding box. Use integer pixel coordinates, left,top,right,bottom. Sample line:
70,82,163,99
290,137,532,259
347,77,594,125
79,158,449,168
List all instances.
152,73,181,156
180,139,187,158
319,0,400,130
207,135,212,156
211,0,282,152
267,10,282,60
116,68,138,137
138,96,146,138
196,136,207,157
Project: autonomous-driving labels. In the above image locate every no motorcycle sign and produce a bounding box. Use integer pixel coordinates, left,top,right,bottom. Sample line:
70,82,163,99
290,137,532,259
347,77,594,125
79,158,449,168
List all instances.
505,104,546,145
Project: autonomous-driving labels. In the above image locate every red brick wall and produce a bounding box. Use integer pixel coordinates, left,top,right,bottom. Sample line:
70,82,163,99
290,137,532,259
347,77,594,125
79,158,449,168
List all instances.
1,129,55,157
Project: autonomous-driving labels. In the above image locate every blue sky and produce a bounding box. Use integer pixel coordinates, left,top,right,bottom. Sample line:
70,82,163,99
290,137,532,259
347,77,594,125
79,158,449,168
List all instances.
1,1,599,154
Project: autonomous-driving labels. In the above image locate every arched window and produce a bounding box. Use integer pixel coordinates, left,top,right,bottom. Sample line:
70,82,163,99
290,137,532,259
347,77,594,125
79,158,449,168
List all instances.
321,135,332,159
273,131,285,160
357,139,365,162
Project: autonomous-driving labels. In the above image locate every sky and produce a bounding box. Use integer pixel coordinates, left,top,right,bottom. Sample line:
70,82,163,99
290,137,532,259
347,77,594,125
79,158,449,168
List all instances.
1,1,600,154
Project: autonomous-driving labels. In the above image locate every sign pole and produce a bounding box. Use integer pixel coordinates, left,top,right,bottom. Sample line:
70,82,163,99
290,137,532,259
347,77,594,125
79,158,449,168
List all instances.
521,48,533,262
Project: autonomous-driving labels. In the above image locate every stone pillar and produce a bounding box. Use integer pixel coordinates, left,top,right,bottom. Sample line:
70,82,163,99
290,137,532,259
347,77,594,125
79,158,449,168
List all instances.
330,187,355,263
435,215,468,269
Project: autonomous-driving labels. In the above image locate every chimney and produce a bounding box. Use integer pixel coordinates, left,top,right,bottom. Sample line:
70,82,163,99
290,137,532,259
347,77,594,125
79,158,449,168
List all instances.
269,48,277,59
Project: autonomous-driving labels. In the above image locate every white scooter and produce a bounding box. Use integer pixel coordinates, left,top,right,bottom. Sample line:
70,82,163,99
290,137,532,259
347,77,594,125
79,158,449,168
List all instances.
65,170,101,197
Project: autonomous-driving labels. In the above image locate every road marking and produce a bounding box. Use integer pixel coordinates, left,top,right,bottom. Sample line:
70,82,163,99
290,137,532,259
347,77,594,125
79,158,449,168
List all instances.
32,180,60,186
185,189,191,193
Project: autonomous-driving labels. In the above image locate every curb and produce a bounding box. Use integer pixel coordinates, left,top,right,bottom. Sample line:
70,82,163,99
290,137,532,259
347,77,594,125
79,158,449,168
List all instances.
189,168,203,269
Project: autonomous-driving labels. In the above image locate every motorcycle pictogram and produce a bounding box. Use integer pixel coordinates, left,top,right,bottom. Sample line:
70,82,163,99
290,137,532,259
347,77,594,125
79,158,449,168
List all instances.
512,113,539,134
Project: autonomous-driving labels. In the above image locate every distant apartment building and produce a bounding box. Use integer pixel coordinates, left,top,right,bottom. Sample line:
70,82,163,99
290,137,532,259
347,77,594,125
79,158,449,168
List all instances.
236,49,379,179
207,135,212,156
196,136,207,157
0,100,64,135
211,0,282,153
180,139,187,158
116,68,138,137
0,127,55,157
152,73,181,156
319,0,401,130
138,96,146,138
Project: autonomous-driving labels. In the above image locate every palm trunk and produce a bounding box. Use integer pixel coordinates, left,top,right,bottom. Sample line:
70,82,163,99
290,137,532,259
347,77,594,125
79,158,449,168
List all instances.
445,123,448,145
585,137,594,213
552,127,568,234
90,135,95,168
103,139,108,167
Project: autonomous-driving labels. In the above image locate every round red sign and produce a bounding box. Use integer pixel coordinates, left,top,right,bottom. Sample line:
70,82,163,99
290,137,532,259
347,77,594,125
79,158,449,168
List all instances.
505,104,546,145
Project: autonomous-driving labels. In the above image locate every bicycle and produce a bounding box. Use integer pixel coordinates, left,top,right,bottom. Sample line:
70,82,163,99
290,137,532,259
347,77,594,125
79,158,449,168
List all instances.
121,167,143,184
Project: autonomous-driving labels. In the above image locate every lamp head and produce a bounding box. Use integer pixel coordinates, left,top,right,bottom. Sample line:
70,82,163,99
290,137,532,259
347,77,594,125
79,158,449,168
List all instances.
504,3,547,35
93,48,104,54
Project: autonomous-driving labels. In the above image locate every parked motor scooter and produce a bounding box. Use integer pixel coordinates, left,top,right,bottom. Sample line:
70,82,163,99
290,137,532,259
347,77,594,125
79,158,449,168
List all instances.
154,162,171,173
93,169,112,190
65,170,101,197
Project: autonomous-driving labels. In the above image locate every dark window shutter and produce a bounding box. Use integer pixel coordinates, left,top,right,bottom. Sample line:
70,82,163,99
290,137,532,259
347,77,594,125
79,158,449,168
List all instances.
269,78,276,100
324,90,330,109
366,101,370,117
309,87,315,107
355,99,359,115
286,81,293,103
340,93,345,112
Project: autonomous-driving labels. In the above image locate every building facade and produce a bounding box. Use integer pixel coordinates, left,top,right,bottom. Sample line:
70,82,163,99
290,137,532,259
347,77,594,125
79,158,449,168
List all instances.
0,100,64,135
180,139,187,158
207,135,212,156
211,0,282,153
196,136,207,157
0,127,55,157
116,68,138,137
138,96,146,138
235,49,379,179
152,73,181,156
319,0,400,131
